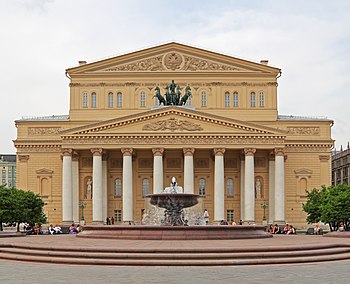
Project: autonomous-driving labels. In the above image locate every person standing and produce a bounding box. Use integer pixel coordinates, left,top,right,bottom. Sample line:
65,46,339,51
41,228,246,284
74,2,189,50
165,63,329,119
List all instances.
203,209,209,225
111,216,115,225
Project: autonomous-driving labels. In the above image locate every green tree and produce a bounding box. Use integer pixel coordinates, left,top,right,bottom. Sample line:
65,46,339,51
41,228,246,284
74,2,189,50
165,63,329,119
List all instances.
0,186,46,232
303,184,350,231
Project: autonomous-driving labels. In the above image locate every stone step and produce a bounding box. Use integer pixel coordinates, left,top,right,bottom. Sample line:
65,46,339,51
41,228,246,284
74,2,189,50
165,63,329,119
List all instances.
2,251,350,266
2,244,350,266
1,246,350,260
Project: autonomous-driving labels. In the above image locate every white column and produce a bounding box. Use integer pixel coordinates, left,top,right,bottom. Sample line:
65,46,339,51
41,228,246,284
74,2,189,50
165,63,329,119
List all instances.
62,149,73,224
244,148,256,223
72,153,80,223
274,148,285,224
122,148,133,222
102,155,108,223
268,153,275,224
152,148,164,194
240,155,245,222
183,148,195,194
214,148,225,222
91,148,103,224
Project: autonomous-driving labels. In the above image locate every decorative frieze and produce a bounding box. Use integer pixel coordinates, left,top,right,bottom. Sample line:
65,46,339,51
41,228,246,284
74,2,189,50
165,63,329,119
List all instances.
142,118,203,132
287,127,320,135
63,135,285,145
28,127,61,135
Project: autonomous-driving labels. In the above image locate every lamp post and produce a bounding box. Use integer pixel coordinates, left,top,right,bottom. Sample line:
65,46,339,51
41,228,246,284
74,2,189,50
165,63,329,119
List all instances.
79,201,86,225
260,201,268,225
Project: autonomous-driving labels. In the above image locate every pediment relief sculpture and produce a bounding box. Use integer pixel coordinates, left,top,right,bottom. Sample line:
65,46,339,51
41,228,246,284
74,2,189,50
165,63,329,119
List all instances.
102,52,247,72
142,118,203,132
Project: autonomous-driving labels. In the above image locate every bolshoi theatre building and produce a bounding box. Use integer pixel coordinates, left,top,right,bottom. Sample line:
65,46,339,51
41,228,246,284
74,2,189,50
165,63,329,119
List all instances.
14,43,333,228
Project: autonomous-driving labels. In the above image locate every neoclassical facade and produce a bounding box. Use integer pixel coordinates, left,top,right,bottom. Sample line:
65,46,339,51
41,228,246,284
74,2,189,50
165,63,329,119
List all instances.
14,43,333,227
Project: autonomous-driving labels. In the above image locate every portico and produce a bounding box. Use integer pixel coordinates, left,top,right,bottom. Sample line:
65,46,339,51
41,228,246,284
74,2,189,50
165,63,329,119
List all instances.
60,108,287,225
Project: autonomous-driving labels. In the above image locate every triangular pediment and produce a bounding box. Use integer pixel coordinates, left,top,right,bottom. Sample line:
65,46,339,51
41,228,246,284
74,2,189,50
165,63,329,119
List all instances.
66,42,280,75
294,168,313,175
36,168,54,175
61,107,286,137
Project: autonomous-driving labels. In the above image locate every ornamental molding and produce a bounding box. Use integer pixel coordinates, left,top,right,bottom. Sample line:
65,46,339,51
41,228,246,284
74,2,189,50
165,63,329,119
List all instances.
142,118,203,132
69,82,276,88
15,144,62,153
61,135,285,146
101,52,247,72
36,168,54,175
28,127,61,135
285,144,332,153
287,127,320,135
18,155,29,162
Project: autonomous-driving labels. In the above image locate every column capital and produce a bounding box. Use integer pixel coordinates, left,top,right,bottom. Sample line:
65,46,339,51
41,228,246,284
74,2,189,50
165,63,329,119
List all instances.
213,148,226,156
274,148,285,156
62,148,73,156
183,148,195,156
18,155,30,162
152,148,164,156
244,148,256,156
91,148,103,156
72,151,79,161
268,151,275,161
121,148,133,156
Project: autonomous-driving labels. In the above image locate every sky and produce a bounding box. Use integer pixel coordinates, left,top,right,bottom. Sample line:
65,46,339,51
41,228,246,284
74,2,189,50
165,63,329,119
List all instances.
1,0,349,154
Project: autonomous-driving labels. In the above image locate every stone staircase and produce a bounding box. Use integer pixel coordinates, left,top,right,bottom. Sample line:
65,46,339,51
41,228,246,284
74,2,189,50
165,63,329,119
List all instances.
1,242,350,266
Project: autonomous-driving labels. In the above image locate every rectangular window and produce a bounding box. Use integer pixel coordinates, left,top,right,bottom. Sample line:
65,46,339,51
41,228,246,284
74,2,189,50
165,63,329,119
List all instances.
140,92,146,107
117,93,123,108
201,92,207,107
233,92,239,107
250,92,256,107
108,93,114,108
226,210,235,223
82,92,88,108
91,93,97,108
114,210,122,222
224,93,230,107
259,92,265,107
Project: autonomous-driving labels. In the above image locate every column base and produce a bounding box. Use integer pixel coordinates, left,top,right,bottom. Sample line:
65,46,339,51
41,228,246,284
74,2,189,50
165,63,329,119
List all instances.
243,220,255,225
92,221,104,225
273,220,285,225
62,221,74,226
123,221,135,225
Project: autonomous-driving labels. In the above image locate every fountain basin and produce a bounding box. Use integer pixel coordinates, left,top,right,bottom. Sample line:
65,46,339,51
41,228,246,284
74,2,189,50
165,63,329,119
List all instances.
77,225,272,240
148,193,199,210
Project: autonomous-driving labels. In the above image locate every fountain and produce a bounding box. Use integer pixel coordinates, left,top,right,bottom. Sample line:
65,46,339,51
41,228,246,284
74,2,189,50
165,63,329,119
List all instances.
146,177,199,226
77,177,272,240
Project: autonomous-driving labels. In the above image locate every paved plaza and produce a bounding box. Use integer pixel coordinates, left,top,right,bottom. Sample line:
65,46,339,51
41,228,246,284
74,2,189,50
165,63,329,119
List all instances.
0,259,349,283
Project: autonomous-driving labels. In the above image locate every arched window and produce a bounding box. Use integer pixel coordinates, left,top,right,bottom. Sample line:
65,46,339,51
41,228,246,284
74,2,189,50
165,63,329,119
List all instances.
250,92,256,107
201,91,207,107
108,92,114,108
142,178,150,196
82,92,88,108
117,92,123,108
114,178,121,197
91,92,97,108
140,91,146,107
198,178,206,196
226,178,234,197
259,91,265,107
233,92,239,107
224,92,230,107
